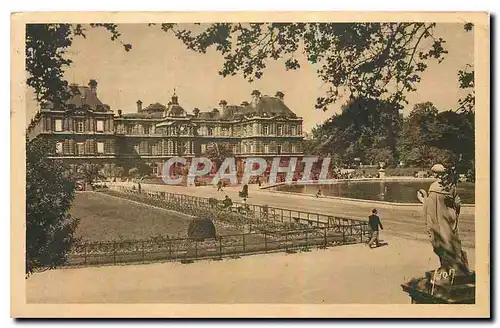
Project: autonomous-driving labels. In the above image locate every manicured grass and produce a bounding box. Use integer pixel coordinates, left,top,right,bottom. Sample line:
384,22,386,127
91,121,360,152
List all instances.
71,192,242,242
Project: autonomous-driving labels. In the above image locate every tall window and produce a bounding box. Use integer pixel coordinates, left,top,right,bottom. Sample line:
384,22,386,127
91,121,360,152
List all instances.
55,142,63,154
207,127,213,136
277,125,283,136
264,144,270,153
55,119,63,132
76,120,84,133
277,145,282,155
263,125,269,135
96,120,104,132
143,125,150,135
97,142,105,154
290,126,296,136
152,143,159,155
77,142,84,155
151,163,158,175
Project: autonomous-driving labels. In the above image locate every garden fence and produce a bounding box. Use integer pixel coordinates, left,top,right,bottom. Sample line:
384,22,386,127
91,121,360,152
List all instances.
66,186,370,267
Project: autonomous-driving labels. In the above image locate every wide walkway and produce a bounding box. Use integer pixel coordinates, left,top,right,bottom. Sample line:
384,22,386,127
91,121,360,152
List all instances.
112,182,475,248
26,234,475,304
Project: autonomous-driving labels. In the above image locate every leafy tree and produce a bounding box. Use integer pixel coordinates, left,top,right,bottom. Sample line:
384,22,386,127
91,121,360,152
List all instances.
128,167,139,178
159,23,449,110
457,65,475,113
26,137,80,275
76,163,106,186
398,102,474,172
204,142,234,170
457,23,475,113
312,97,402,165
27,23,453,112
26,24,131,106
113,166,125,178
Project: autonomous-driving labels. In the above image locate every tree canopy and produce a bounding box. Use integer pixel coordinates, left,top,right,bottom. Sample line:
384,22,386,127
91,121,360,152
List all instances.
26,137,80,275
26,22,476,113
309,99,474,172
310,97,402,165
26,24,131,108
158,23,450,111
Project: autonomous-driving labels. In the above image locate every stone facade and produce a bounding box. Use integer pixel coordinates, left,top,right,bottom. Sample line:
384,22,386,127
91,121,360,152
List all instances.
27,81,304,177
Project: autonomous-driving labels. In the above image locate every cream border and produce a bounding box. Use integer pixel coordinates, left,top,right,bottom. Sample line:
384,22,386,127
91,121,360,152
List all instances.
11,11,490,318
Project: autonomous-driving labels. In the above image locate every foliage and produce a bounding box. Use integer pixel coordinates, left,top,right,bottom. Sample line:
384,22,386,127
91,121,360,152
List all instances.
26,24,131,107
309,99,474,173
113,166,125,178
398,102,474,171
26,137,80,275
159,23,448,110
76,163,106,185
458,24,475,113
128,167,139,178
203,142,234,169
187,218,217,241
311,97,402,165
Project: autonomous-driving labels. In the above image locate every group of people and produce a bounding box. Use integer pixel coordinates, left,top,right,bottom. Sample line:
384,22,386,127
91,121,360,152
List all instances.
216,180,250,197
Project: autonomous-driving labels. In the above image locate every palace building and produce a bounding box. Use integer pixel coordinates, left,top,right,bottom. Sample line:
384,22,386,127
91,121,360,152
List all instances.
27,80,305,177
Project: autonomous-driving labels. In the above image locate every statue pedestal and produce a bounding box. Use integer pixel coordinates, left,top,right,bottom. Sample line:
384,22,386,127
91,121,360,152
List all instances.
401,271,475,304
378,169,386,178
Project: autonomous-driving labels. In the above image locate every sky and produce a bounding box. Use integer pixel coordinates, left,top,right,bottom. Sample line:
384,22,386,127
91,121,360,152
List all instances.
26,23,474,132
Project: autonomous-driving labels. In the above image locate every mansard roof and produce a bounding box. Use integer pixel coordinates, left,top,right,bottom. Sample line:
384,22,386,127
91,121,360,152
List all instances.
120,111,164,119
242,95,296,118
143,102,166,113
41,82,111,113
67,85,107,112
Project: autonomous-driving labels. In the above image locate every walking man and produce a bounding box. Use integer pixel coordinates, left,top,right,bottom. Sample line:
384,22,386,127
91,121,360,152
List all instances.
216,180,223,192
367,208,383,248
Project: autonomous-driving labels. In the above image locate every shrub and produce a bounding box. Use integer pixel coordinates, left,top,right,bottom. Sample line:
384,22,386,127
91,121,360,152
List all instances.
187,217,217,241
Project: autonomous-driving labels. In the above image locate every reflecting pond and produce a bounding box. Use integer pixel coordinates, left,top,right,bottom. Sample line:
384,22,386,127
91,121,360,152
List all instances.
275,180,475,204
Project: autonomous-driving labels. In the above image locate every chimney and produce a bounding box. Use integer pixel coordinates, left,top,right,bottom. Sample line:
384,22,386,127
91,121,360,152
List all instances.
251,90,261,107
117,109,122,117
136,100,143,112
88,79,98,95
219,100,227,110
275,91,284,101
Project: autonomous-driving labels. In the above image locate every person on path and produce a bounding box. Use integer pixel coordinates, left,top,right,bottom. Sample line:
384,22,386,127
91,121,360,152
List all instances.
367,208,383,248
217,180,223,192
316,188,322,198
222,195,233,209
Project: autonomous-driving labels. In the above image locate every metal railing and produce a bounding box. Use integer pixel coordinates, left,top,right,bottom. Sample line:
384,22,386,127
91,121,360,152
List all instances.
65,187,370,267
111,186,368,230
67,225,367,267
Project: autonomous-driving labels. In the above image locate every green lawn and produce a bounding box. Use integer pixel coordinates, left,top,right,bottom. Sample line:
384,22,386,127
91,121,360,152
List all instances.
71,192,242,242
